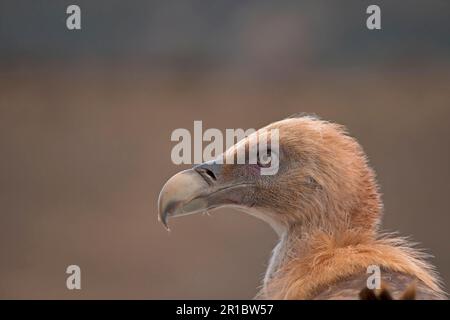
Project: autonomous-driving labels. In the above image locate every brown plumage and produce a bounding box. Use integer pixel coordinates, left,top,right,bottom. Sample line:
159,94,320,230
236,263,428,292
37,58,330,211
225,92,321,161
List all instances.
158,115,447,299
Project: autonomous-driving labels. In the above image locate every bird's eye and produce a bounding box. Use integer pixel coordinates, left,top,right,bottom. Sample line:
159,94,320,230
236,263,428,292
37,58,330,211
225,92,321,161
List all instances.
257,148,275,168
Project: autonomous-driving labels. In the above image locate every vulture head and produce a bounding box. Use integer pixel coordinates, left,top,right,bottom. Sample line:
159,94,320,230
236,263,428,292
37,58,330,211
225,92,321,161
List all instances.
159,116,380,235
158,115,445,299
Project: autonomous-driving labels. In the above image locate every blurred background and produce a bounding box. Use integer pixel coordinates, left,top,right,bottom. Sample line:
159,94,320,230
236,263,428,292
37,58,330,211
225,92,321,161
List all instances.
0,0,449,299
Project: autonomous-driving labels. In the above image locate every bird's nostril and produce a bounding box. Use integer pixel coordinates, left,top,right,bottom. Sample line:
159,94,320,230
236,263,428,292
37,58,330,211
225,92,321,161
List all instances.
204,168,217,181
194,163,219,184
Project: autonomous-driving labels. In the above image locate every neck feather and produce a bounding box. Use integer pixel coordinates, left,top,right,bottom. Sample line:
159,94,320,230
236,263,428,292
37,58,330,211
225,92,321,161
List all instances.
259,227,442,299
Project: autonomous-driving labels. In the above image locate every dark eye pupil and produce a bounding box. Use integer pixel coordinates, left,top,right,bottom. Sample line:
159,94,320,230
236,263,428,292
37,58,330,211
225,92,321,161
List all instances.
257,150,272,167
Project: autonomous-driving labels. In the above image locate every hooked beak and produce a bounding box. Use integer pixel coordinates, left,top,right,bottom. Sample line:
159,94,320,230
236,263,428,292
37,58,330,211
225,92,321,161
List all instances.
158,162,253,230
158,168,209,229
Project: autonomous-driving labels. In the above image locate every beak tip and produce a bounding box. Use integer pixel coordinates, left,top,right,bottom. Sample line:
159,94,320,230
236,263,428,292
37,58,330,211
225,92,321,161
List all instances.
158,211,171,231
158,189,171,231
162,219,171,232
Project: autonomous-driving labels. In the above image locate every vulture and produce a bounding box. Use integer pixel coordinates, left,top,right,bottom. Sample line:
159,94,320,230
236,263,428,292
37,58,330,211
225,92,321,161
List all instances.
158,115,446,300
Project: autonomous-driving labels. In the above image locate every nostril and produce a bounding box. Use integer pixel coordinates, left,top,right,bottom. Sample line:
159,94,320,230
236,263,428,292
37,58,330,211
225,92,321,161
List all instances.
194,163,219,184
204,168,217,181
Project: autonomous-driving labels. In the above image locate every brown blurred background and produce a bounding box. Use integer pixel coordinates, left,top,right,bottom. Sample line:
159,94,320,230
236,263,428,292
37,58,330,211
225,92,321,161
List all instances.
0,0,449,299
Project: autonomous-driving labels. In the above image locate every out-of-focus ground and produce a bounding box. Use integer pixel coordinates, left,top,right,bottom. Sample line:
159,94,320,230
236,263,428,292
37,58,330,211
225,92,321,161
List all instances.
0,0,449,298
